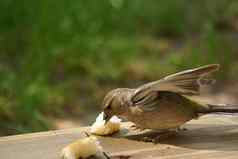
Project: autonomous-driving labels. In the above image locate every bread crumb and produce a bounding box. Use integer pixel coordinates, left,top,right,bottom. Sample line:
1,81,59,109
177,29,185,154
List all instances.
90,112,121,135
61,136,102,159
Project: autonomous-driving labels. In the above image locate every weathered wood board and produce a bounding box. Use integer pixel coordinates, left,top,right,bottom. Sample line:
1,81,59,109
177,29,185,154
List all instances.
1,114,238,159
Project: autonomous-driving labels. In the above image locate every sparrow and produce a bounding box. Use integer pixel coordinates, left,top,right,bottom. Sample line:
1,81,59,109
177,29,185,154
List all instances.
102,64,238,131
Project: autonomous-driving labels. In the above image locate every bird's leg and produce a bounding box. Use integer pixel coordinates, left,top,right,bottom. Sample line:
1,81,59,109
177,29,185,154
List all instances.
102,152,111,159
130,124,144,131
130,124,139,130
141,130,177,144
176,127,187,132
153,131,177,143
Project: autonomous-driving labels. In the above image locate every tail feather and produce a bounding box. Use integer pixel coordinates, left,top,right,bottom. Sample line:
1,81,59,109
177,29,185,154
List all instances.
200,104,238,114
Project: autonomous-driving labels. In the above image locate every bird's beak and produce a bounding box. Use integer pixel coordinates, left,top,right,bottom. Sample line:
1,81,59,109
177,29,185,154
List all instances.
103,112,111,123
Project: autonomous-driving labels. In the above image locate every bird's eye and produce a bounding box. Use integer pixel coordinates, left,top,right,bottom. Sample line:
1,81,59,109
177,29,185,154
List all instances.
106,105,111,110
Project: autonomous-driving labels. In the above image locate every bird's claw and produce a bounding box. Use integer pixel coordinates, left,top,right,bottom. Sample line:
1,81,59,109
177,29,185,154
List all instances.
140,131,177,144
130,124,143,131
141,136,156,143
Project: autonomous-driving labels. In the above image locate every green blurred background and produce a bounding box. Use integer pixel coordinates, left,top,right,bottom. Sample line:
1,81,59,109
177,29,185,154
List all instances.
1,0,238,136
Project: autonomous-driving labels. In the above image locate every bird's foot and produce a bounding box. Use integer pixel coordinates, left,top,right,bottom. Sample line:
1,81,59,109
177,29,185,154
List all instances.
141,131,177,144
130,124,144,131
140,136,156,143
176,127,187,132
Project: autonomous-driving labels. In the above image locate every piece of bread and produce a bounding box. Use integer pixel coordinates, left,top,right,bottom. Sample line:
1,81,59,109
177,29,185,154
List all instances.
61,136,102,159
90,112,121,135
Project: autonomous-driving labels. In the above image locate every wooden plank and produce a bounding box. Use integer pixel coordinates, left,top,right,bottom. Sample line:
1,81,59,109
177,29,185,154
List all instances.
1,114,238,159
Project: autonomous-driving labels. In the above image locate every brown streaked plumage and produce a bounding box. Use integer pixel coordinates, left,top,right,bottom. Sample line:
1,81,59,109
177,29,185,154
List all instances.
102,64,238,131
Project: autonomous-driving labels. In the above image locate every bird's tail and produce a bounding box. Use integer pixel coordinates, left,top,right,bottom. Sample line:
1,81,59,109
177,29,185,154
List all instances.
199,104,238,114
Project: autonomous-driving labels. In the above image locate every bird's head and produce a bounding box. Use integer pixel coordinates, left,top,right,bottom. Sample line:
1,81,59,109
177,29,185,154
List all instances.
102,88,125,122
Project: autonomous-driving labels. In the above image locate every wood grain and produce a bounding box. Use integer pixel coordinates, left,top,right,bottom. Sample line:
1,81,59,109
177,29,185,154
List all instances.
1,114,238,159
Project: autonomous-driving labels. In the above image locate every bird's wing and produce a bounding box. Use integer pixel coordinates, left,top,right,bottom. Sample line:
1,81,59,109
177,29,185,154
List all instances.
131,64,220,104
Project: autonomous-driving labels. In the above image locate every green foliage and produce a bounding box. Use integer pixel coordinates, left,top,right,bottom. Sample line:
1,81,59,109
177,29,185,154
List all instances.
0,0,238,135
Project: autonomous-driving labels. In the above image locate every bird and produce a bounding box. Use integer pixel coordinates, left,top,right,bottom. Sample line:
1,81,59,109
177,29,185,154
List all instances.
102,64,238,133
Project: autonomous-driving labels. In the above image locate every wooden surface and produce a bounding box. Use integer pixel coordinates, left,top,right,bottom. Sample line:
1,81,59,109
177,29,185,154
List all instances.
1,114,238,159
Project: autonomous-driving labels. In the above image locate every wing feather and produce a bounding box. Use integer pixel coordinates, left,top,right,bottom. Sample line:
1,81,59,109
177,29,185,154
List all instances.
132,64,220,104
